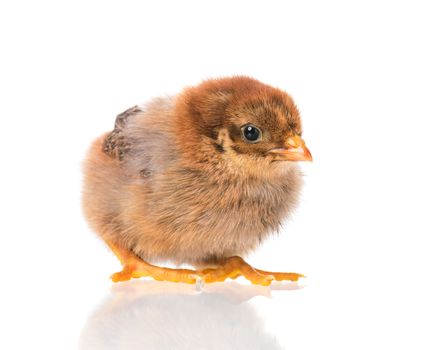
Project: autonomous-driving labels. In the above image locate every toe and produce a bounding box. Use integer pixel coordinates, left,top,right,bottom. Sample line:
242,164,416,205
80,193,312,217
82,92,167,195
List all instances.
110,270,133,283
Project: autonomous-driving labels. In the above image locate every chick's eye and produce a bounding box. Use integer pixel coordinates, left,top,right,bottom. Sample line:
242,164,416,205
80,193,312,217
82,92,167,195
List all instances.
242,124,262,143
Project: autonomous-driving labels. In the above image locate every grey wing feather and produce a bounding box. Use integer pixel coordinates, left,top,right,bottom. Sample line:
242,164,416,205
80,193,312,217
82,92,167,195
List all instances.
103,106,142,160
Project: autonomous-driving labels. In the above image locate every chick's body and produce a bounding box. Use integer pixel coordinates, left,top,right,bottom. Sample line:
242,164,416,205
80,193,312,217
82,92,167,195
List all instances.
83,77,310,282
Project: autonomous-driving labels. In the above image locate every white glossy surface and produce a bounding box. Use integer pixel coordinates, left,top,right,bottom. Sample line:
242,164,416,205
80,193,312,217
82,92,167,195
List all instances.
1,1,443,349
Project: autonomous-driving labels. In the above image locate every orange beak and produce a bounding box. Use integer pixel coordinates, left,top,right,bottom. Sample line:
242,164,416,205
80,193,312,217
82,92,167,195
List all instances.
268,135,313,162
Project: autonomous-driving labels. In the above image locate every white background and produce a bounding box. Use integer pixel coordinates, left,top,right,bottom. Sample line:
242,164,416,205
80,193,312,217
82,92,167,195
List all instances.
1,1,443,349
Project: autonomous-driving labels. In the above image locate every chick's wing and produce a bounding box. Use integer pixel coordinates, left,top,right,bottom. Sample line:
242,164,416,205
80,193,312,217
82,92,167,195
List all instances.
103,106,142,161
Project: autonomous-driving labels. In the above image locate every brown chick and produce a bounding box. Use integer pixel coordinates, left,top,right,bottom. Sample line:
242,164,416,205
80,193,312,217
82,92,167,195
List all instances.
82,76,312,285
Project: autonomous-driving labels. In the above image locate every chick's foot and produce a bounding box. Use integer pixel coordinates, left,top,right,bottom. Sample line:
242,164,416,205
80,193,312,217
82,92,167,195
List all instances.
111,263,197,284
107,240,197,284
197,256,303,286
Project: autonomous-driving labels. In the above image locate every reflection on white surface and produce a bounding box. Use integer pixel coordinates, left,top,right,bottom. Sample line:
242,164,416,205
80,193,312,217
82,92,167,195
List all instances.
79,281,301,350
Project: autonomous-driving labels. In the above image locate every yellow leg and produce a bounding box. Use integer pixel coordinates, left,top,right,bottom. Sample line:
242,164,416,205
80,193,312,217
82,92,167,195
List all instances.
198,256,304,286
106,241,197,284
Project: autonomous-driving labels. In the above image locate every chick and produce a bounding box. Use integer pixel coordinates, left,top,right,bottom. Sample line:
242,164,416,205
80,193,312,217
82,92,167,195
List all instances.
83,76,312,285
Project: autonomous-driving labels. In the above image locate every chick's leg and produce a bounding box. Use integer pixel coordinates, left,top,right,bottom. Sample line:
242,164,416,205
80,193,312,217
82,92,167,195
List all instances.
198,256,303,286
106,241,197,284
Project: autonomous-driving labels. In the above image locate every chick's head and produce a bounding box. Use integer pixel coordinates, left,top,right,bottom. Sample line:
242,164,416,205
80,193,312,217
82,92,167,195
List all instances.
176,76,312,174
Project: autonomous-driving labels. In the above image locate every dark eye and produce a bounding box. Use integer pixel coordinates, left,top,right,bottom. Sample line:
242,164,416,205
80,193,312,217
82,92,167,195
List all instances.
242,124,262,143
